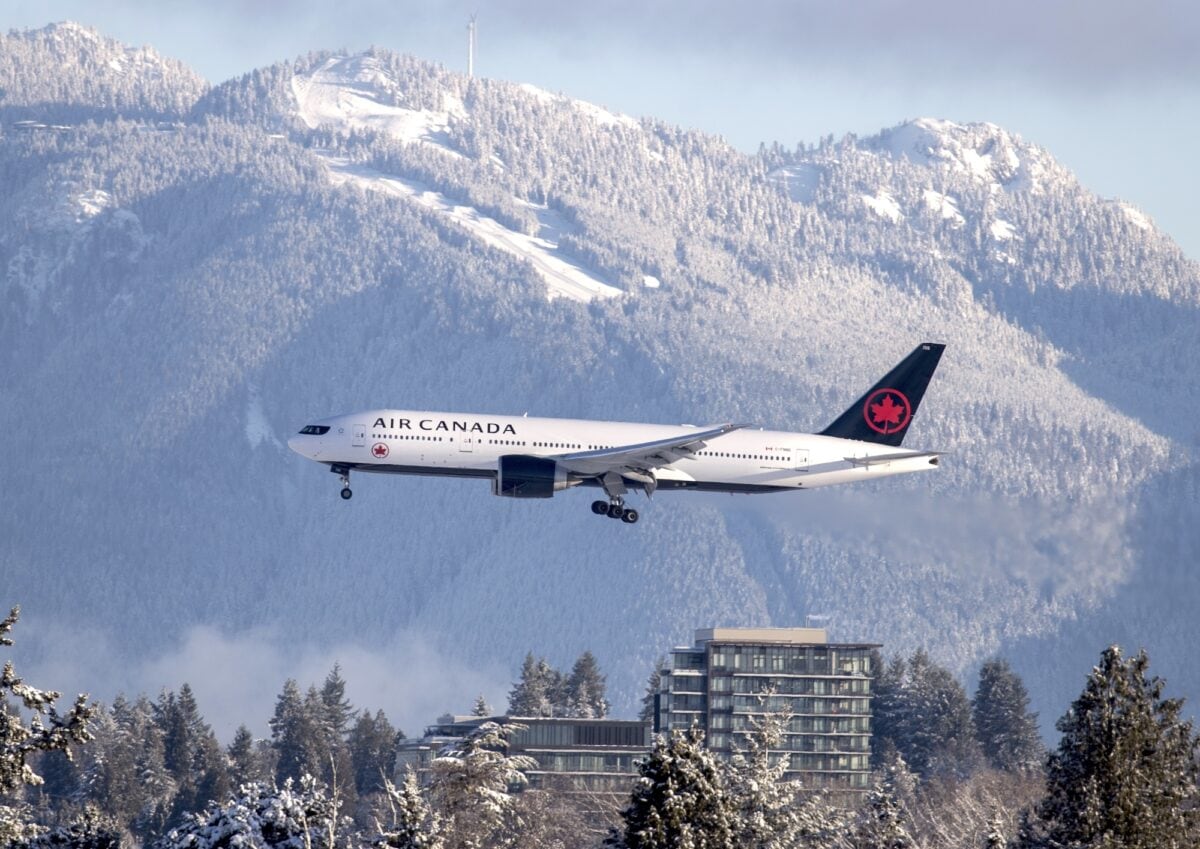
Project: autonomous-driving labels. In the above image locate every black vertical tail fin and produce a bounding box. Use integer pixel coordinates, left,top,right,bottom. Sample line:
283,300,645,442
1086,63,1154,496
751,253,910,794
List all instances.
818,342,945,447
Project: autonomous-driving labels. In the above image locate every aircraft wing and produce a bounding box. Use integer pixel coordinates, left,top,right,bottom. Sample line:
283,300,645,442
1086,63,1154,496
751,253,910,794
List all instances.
555,423,747,477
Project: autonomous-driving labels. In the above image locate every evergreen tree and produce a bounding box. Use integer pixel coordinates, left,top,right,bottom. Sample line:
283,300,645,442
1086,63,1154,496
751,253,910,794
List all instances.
870,654,906,767
565,651,609,718
612,726,734,849
506,654,553,717
0,606,96,845
542,660,568,717
972,659,1042,772
226,725,272,787
155,684,230,825
29,747,77,810
469,695,490,718
853,759,915,849
873,649,981,778
155,776,353,849
1019,645,1200,849
349,709,402,797
428,721,537,849
270,679,325,784
321,664,356,740
189,732,232,820
984,810,1008,849
21,804,121,849
720,705,806,849
93,695,174,840
307,684,357,817
638,657,664,725
375,767,443,849
155,686,196,786
906,650,981,777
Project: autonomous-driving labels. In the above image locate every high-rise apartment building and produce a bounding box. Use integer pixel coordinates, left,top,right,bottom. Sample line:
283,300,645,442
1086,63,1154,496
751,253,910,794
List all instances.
655,627,878,790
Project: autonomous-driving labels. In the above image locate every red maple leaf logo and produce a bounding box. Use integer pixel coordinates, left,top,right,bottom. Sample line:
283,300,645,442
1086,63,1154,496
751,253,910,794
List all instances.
863,388,911,434
871,394,905,427
372,443,389,458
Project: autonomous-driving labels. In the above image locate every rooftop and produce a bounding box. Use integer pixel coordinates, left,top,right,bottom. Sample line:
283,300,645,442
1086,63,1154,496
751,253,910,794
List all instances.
694,627,829,645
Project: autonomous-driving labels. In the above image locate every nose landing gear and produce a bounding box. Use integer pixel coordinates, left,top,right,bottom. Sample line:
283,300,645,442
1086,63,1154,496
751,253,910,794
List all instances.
332,466,353,500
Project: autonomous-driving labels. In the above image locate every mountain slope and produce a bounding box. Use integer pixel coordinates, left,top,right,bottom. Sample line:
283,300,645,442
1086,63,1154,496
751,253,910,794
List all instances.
0,21,207,122
1,26,1196,736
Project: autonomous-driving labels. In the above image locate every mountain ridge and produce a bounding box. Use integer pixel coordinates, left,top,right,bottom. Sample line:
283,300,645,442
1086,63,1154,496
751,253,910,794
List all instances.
1,23,1196,738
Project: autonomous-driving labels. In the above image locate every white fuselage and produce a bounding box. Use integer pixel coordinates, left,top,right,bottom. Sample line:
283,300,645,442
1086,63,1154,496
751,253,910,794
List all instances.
287,409,939,494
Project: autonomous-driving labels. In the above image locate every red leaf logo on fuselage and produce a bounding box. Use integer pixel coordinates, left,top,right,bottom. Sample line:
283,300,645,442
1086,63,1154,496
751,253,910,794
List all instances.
863,388,912,435
372,442,389,459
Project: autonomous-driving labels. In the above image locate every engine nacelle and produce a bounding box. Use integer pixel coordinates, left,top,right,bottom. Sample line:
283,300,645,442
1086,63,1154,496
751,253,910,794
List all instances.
493,455,575,498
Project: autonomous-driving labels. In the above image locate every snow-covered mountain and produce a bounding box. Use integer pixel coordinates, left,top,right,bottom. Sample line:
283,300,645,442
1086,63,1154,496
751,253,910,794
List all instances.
1,24,1197,737
0,22,207,122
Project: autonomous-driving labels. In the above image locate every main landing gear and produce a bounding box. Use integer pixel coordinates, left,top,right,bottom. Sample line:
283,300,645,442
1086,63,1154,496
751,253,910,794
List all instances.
591,499,639,524
332,466,353,500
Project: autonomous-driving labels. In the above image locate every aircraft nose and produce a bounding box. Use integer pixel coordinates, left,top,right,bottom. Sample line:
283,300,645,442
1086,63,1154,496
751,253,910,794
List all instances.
287,435,300,454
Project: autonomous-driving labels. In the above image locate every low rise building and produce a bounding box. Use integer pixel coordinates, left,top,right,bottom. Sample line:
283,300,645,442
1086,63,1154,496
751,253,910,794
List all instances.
396,714,650,793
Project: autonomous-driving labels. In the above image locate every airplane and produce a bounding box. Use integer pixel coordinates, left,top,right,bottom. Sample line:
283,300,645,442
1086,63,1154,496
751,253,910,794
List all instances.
288,342,945,524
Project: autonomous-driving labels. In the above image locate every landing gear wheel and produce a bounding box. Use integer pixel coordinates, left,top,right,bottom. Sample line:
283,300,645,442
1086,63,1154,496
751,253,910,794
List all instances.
607,503,625,519
621,508,639,524
591,500,609,515
333,466,352,500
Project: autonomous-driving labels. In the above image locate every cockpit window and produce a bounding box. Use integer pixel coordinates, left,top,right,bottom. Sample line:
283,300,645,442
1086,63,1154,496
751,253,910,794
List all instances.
299,425,330,435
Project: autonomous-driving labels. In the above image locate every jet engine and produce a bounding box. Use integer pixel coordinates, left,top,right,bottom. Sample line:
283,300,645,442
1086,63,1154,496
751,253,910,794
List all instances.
493,455,577,498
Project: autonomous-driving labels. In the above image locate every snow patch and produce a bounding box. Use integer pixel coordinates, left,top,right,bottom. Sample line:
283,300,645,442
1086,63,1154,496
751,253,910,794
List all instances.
43,21,101,43
518,82,556,105
876,118,1043,192
320,155,621,302
642,274,661,289
518,82,638,129
862,189,903,223
990,219,1017,241
573,99,638,129
75,188,114,220
292,55,464,156
768,164,822,203
1119,203,1152,231
922,189,964,226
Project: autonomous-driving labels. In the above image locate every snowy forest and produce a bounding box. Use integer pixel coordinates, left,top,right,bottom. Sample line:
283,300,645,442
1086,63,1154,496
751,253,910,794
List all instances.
2,18,1199,846
3,606,1198,848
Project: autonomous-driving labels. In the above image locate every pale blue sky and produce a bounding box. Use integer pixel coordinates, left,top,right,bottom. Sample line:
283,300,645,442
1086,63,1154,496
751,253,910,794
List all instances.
9,0,1200,259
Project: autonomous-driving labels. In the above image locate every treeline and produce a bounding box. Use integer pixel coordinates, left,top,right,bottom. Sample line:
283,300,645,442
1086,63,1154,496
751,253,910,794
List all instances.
9,659,404,846
7,602,1200,848
872,650,1043,778
507,650,609,718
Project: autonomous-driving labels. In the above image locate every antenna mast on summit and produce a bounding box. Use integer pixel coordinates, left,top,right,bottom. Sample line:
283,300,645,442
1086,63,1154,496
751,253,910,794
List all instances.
467,14,477,78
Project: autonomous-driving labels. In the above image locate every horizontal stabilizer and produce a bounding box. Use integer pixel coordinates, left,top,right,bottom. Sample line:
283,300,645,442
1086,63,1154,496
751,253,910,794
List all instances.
844,451,942,468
